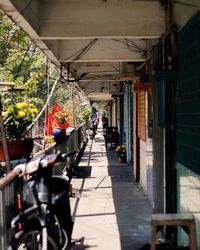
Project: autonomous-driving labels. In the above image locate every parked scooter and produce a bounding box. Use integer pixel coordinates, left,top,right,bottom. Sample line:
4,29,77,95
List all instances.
11,151,75,250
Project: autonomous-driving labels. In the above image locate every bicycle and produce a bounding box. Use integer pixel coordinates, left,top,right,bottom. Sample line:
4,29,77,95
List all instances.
10,151,75,250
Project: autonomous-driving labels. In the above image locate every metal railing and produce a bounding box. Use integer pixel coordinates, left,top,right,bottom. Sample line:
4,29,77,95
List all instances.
0,123,88,249
0,170,20,250
54,123,88,174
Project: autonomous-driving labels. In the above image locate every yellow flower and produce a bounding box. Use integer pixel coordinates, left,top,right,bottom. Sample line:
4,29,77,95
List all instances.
16,102,28,109
31,108,38,114
18,111,26,118
1,111,7,117
116,146,120,152
7,107,12,112
3,101,38,139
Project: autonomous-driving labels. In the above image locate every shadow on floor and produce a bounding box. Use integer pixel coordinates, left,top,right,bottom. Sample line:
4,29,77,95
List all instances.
105,148,153,249
71,127,153,250
138,243,189,250
72,166,92,178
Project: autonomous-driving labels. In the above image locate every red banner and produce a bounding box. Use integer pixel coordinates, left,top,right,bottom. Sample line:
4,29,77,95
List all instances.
45,112,54,135
52,102,69,129
45,102,70,134
52,102,65,115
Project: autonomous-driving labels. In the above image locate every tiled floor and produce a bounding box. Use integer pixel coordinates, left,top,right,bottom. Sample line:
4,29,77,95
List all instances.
70,126,153,250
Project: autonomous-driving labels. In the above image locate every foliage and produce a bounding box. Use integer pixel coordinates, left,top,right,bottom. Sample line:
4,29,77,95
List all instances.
0,11,90,133
79,106,92,122
2,101,38,139
50,80,90,127
0,11,58,131
53,111,68,125
44,135,54,144
115,145,127,158
0,11,27,65
0,10,46,95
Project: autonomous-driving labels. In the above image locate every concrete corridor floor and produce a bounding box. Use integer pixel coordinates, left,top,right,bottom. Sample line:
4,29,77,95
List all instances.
70,126,153,250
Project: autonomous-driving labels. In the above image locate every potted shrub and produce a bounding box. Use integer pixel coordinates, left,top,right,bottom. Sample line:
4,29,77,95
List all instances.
0,102,38,160
52,111,69,144
53,111,68,128
115,144,127,163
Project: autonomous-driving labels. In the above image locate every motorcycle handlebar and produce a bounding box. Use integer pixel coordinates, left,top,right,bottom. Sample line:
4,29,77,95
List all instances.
14,151,76,175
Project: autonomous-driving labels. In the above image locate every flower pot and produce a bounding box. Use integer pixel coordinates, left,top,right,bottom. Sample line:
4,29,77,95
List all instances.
89,134,94,139
118,157,126,163
0,138,34,161
52,127,66,145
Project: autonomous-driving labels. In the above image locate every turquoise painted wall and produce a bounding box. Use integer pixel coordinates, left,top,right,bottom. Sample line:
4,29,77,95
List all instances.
177,163,200,249
124,82,133,163
176,11,200,249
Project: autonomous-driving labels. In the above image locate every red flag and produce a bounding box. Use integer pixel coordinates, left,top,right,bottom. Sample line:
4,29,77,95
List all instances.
51,102,69,129
45,112,54,135
52,102,65,115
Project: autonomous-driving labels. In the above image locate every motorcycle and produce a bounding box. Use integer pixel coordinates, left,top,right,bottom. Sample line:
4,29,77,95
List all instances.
11,151,75,250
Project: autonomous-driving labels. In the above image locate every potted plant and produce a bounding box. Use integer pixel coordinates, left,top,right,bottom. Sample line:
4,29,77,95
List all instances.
52,111,68,144
0,102,38,160
53,111,68,127
115,144,127,163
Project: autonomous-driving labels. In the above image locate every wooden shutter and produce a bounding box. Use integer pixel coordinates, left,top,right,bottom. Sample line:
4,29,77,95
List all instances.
137,92,146,141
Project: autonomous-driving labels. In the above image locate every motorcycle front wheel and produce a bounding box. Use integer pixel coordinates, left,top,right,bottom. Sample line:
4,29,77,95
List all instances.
15,229,59,250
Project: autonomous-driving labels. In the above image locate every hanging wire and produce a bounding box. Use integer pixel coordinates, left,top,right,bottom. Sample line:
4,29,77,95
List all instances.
62,39,98,62
125,38,147,58
112,38,147,58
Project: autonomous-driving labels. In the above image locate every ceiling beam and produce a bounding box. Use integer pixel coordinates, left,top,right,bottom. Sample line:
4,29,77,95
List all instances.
49,38,148,62
0,0,165,102
39,0,165,39
87,92,113,101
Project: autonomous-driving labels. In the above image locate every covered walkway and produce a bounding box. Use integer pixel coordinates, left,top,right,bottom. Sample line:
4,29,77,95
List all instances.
70,124,153,250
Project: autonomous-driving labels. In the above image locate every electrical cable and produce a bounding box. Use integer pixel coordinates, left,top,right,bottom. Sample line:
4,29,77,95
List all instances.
113,38,147,58
62,39,98,62
125,38,147,57
72,39,98,62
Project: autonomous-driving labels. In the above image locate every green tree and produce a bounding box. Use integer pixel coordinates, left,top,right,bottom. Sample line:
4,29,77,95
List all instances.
0,10,89,133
